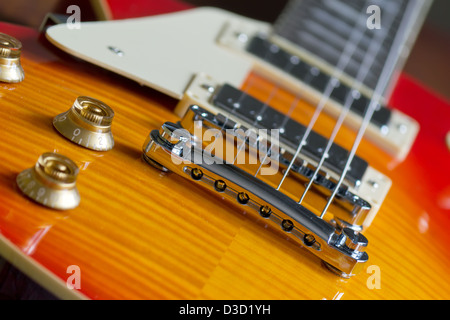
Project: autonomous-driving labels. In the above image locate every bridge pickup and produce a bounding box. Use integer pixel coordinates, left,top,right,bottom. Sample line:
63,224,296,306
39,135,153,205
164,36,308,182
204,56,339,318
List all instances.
179,104,373,231
174,73,391,229
211,83,369,187
177,75,368,187
142,122,370,277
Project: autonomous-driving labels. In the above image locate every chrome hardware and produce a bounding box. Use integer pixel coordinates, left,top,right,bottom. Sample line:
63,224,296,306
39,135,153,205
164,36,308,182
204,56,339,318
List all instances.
53,96,115,151
142,122,369,277
342,228,368,257
0,33,25,83
16,152,80,210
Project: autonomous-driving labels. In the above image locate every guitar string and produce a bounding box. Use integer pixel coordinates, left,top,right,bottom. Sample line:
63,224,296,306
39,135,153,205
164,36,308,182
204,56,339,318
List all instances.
254,0,403,180
251,54,320,177
276,0,375,192
207,45,277,162
230,0,381,174
253,94,302,177
298,3,399,206
253,0,370,178
232,54,303,166
207,0,406,216
210,40,302,165
252,0,386,178
320,0,421,218
235,0,374,174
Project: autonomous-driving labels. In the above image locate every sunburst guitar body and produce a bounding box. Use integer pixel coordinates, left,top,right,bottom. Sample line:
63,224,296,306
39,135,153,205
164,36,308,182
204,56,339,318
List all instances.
0,1,449,300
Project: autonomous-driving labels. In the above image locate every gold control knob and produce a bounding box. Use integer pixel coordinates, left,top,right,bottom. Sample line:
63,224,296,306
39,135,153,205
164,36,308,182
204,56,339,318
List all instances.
53,96,115,151
16,153,80,210
0,33,24,83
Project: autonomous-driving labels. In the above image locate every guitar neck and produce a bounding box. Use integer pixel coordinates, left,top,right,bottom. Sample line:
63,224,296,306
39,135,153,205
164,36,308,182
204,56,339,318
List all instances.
273,0,432,99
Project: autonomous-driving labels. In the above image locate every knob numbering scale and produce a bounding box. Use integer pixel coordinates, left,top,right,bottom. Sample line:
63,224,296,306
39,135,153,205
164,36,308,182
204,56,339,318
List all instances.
16,152,80,210
53,96,115,151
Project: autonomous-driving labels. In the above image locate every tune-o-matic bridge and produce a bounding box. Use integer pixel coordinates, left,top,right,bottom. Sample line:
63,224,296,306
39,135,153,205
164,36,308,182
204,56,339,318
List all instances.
145,73,392,277
142,122,370,277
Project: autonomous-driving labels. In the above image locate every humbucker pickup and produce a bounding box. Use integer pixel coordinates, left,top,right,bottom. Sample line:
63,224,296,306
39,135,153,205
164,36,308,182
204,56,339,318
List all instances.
245,35,392,129
179,104,373,230
175,73,391,229
142,122,370,277
218,24,420,161
211,83,369,187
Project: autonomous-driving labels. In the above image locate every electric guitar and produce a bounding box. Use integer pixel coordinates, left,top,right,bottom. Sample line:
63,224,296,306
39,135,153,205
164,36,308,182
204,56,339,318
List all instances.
0,0,449,300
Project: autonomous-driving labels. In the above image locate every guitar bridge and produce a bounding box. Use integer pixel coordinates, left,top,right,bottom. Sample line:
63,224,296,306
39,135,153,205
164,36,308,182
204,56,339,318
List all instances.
142,110,379,277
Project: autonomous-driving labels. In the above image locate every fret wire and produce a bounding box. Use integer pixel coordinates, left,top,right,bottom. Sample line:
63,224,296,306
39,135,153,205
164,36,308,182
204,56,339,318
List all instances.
320,0,422,218
226,0,402,171
298,6,397,206
322,0,363,21
276,0,374,192
275,0,409,91
307,7,390,56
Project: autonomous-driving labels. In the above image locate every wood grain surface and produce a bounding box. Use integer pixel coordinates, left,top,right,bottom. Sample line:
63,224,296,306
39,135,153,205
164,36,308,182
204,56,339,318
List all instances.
0,22,449,300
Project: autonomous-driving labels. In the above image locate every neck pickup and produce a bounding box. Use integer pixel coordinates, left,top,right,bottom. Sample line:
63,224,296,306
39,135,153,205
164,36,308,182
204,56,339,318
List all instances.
245,35,391,128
